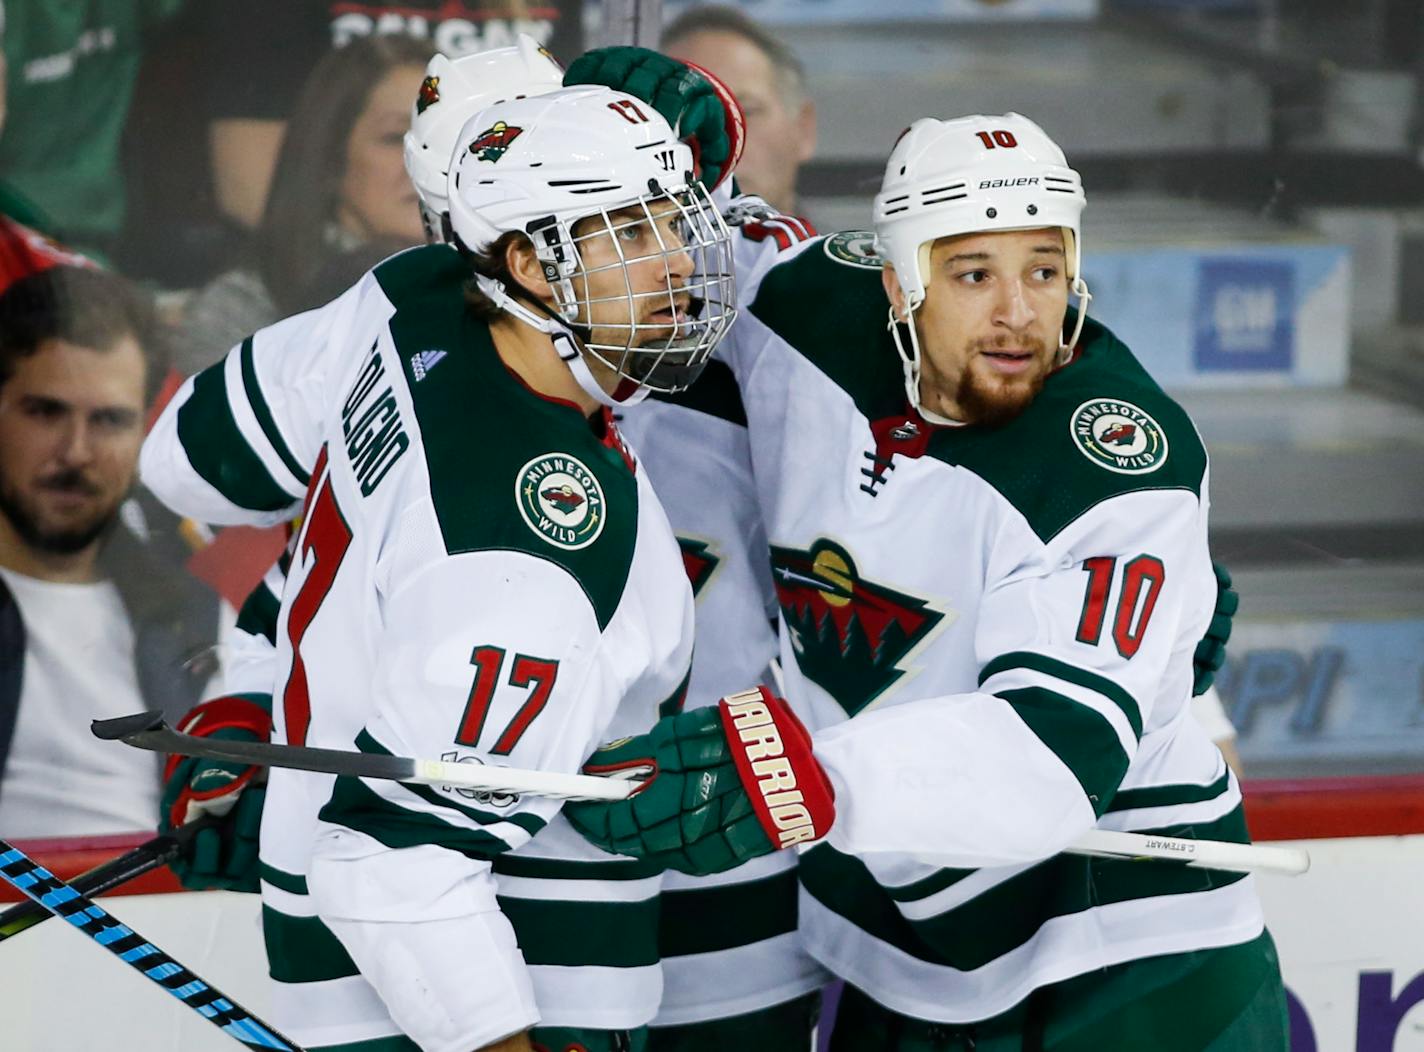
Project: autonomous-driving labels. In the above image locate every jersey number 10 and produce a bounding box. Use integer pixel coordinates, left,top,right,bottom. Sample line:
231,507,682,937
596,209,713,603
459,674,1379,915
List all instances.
1074,555,1165,659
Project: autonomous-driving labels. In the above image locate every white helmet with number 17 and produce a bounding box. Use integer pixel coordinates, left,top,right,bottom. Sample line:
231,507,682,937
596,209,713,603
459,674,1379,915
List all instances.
873,113,1091,415
447,85,737,404
403,35,564,244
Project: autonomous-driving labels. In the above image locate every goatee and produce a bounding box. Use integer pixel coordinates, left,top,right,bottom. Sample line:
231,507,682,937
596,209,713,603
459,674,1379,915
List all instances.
0,471,121,555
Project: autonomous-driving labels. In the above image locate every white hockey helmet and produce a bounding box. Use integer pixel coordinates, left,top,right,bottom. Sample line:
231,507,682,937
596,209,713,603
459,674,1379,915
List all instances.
403,35,564,244
873,113,1091,415
448,85,737,404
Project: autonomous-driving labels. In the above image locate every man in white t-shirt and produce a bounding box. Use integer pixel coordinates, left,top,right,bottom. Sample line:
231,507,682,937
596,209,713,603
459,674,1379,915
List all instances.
0,264,217,838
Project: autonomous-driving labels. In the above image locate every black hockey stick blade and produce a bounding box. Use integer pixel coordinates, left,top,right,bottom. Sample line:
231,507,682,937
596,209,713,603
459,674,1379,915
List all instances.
94,711,421,783
0,817,218,943
0,837,304,1050
91,708,170,741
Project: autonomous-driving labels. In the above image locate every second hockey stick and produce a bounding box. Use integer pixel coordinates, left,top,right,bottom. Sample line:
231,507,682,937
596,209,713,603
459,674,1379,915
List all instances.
0,837,303,1051
0,817,217,943
94,710,1309,875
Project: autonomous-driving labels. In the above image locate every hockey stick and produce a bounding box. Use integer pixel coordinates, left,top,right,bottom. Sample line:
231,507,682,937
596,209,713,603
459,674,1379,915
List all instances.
0,817,217,943
906,829,1309,876
95,710,1309,875
0,837,303,1051
93,710,636,801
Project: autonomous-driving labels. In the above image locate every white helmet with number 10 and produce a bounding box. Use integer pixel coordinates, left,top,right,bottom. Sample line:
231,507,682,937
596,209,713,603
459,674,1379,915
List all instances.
873,113,1091,414
403,35,564,244
447,85,737,404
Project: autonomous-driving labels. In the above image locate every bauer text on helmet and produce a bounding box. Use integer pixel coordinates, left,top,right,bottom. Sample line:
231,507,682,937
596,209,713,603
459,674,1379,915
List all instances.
873,113,1092,425
447,86,737,404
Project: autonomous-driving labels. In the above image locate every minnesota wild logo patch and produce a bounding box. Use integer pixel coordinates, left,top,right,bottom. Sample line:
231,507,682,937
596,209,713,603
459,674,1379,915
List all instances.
1070,398,1169,475
517,453,606,550
771,539,944,717
823,230,883,270
468,120,523,163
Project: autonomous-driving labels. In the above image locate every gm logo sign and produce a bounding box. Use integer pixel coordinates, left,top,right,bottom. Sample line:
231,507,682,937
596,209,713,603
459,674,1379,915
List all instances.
1194,258,1294,371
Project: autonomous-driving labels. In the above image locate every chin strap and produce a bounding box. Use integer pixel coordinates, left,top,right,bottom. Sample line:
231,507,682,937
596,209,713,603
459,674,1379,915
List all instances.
1057,276,1093,366
475,275,651,409
886,298,959,426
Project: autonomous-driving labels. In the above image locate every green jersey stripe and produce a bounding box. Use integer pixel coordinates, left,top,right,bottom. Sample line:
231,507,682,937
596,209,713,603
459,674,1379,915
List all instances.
313,1036,419,1052
800,806,1249,972
262,905,360,984
353,729,546,834
259,862,308,895
239,337,310,487
493,854,661,882
496,893,659,969
659,866,799,957
176,366,296,512
998,686,1131,817
319,776,528,859
235,577,281,646
980,651,1143,740
1107,771,1232,814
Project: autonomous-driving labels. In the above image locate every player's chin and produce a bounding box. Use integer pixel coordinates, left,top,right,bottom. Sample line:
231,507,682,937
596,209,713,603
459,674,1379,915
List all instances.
961,366,1045,427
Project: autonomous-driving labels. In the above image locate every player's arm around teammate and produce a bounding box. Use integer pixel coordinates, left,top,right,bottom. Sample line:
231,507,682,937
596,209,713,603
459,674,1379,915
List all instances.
141,85,738,1052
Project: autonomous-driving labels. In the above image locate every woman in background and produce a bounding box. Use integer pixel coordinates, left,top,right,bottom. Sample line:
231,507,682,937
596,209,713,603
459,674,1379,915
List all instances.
175,34,432,375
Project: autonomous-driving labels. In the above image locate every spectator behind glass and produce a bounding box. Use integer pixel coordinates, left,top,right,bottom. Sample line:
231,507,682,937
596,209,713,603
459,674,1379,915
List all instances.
0,265,218,838
0,1,184,258
202,0,567,232
173,34,432,376
662,4,816,217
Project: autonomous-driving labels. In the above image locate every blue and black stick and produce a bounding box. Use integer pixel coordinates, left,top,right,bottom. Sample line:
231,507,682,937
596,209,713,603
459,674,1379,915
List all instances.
0,837,303,1051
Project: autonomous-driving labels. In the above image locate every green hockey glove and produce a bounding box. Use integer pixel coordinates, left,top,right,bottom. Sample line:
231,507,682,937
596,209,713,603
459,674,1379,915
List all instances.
564,687,835,877
564,46,745,191
1193,560,1239,696
159,694,271,892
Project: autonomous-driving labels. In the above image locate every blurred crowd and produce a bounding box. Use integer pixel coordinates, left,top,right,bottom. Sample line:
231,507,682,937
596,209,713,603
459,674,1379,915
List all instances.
0,0,822,839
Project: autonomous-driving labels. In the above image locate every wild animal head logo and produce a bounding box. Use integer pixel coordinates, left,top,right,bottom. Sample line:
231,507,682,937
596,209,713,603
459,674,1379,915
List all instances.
416,75,441,115
541,484,585,514
469,121,523,163
1100,423,1137,446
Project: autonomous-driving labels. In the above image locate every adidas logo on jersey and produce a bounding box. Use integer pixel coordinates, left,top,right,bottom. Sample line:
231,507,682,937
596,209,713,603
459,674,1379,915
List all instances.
411,349,447,382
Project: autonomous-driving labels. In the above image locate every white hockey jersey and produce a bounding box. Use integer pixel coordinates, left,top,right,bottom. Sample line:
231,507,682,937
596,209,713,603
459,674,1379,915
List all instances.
619,359,828,1025
722,234,1265,1024
142,245,694,1046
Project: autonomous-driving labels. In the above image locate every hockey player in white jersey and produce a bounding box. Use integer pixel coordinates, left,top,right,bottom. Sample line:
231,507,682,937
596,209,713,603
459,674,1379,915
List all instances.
567,114,1287,1049
156,34,567,897
139,85,839,1052
160,42,834,1052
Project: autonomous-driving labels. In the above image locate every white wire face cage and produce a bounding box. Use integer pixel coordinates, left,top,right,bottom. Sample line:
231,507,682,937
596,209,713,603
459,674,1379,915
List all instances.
529,180,738,394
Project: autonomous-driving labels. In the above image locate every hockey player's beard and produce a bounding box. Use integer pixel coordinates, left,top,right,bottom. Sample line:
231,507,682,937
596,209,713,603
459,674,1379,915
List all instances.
0,468,121,555
954,337,1054,428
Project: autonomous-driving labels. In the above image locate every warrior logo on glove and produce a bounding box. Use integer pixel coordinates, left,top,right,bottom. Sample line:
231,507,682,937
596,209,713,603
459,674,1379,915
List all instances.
721,689,827,848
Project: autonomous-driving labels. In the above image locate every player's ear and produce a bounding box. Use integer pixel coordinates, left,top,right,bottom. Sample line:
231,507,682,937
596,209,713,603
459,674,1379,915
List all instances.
505,236,554,302
795,98,817,164
881,263,908,320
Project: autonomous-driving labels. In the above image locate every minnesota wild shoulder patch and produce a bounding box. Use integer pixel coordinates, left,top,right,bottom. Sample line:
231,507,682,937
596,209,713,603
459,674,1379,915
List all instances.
516,453,606,550
1070,398,1169,475
823,230,883,270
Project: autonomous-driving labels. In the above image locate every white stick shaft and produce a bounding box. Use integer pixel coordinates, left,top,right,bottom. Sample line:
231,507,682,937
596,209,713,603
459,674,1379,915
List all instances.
1065,829,1310,875
407,762,1307,874
411,758,637,801
904,830,1309,876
